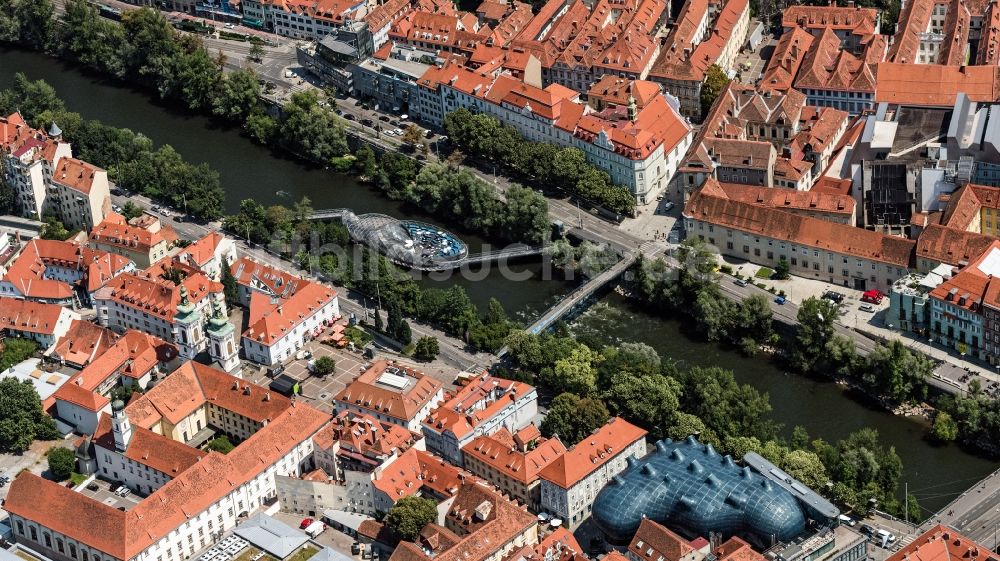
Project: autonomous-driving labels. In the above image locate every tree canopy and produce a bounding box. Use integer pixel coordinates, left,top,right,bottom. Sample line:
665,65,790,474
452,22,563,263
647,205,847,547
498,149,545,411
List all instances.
386,496,437,540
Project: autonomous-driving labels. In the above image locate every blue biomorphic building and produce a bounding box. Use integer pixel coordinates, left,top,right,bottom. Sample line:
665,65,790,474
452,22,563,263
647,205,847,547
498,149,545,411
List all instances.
592,436,815,547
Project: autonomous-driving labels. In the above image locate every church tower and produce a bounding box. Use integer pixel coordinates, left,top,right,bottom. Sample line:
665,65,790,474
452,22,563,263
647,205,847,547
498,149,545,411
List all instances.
207,299,241,375
111,400,132,452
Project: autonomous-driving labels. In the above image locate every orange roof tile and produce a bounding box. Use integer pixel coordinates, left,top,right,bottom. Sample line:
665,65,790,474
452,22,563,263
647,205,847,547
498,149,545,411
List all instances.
628,519,695,561
89,212,177,256
782,5,877,36
537,417,646,488
51,380,111,412
916,225,996,266
243,281,337,346
716,182,853,216
2,239,132,300
372,448,468,500
52,157,103,194
93,413,208,474
52,320,117,367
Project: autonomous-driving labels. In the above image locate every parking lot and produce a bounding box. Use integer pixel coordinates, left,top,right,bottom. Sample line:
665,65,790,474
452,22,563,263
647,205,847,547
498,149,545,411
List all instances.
77,478,142,511
244,343,372,414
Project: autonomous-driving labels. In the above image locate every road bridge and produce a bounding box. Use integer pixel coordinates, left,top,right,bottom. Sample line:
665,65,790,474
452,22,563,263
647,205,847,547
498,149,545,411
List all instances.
308,208,349,220
916,467,1000,548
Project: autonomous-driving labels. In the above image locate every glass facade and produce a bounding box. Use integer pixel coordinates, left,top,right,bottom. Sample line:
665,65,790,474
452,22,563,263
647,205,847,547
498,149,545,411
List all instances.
592,436,807,546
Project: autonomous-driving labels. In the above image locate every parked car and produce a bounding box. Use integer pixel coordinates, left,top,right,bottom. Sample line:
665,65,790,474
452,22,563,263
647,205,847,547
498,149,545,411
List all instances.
734,279,748,287
224,23,235,29
822,291,845,303
87,482,99,491
774,296,786,305
861,289,884,304
300,518,314,530
859,524,875,537
295,350,312,360
663,201,675,211
859,303,876,313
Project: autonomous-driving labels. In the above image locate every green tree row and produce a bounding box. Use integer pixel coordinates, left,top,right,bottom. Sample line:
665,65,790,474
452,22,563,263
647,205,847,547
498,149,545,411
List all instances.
444,109,636,216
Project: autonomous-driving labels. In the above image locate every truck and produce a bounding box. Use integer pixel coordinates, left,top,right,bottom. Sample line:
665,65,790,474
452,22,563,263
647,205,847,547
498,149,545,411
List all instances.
304,520,325,538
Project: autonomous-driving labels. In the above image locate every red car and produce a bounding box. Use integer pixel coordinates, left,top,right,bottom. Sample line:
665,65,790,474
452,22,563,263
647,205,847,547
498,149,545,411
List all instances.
861,289,884,304
300,518,314,530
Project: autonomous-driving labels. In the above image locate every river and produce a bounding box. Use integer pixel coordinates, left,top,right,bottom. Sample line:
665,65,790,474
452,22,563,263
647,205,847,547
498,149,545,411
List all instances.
3,47,997,516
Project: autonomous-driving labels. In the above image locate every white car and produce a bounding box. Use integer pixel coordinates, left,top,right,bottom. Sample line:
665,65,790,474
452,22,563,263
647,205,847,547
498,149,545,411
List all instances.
224,23,235,29
392,128,403,135
295,350,312,360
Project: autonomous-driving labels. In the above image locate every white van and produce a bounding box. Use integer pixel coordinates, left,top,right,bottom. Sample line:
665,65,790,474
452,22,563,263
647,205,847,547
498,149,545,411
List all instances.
837,514,856,526
305,520,325,538
876,529,896,547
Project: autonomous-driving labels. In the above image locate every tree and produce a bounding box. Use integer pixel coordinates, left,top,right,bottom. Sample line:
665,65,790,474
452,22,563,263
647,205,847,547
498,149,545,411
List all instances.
386,496,437,541
0,74,65,121
47,447,76,481
540,392,610,445
279,90,348,163
206,435,235,454
222,261,239,307
413,336,439,361
121,201,145,220
604,372,681,438
862,340,931,403
0,175,15,215
781,449,828,490
353,145,378,179
542,344,599,396
676,366,778,442
212,68,261,122
40,215,72,240
398,320,412,345
774,257,790,279
0,338,38,371
402,124,423,146
667,412,709,441
248,42,265,62
793,297,841,373
931,411,958,442
0,377,60,453
312,356,336,376
700,64,730,118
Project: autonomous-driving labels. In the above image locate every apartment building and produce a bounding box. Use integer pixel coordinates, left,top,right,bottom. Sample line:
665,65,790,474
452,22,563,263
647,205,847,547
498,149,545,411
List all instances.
462,425,566,510
538,417,646,529
4,362,330,561
422,374,537,466
0,239,135,306
888,0,969,65
683,179,916,292
176,232,237,281
89,213,178,269
1,114,72,220
334,360,445,431
47,157,111,232
0,296,80,348
370,448,471,513
627,519,708,561
673,84,848,196
647,0,750,118
925,240,1000,361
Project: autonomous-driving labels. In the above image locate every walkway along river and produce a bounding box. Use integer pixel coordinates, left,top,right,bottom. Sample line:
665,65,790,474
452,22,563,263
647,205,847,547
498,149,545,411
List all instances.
2,47,997,516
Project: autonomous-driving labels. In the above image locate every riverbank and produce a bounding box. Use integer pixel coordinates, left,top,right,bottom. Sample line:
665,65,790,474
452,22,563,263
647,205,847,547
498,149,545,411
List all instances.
569,293,999,515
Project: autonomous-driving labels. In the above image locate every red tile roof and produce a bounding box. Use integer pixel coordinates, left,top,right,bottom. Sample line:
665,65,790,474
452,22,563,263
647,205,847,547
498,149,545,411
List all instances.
887,526,1000,561
463,427,566,484
243,281,337,346
761,27,814,91
916,225,996,266
97,265,222,322
537,417,646,488
424,375,535,439
93,413,207,474
629,519,695,561
90,212,177,256
684,181,916,267
875,64,1000,107
715,182,854,216
51,157,103,194
0,297,68,336
372,448,468,500
335,360,444,423
51,320,117,367
782,5,877,36
2,239,132,300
